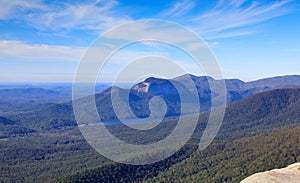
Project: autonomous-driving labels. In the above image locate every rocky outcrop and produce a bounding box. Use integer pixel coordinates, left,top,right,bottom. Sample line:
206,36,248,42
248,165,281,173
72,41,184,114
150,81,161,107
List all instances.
241,162,300,183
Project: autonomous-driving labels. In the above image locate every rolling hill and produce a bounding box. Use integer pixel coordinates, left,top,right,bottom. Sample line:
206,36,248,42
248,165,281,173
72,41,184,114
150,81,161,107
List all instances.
57,125,300,183
0,116,35,138
1,87,300,182
0,88,70,115
0,83,110,115
6,75,300,135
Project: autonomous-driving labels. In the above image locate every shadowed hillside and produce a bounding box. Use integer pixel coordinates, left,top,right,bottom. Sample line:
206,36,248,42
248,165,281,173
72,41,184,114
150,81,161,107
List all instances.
1,88,300,182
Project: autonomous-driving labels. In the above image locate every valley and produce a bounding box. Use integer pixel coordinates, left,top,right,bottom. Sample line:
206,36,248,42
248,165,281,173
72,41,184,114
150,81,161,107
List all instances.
0,75,300,182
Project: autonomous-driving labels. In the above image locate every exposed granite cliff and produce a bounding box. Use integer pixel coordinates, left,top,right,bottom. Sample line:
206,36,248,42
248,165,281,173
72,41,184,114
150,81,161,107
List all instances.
241,162,300,183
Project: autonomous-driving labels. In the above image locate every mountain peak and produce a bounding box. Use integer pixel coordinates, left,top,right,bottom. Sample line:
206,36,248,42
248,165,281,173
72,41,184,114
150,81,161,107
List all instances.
174,74,214,82
144,77,168,83
132,77,173,93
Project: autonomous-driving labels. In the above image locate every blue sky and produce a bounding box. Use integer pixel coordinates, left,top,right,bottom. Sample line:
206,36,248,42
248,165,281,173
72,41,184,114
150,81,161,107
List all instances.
0,0,300,82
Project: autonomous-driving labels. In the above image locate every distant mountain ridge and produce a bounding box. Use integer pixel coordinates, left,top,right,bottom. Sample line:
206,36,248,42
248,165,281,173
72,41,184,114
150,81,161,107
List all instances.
0,88,70,115
0,88,61,98
7,88,300,142
133,74,300,100
3,74,300,131
2,75,300,182
0,84,109,115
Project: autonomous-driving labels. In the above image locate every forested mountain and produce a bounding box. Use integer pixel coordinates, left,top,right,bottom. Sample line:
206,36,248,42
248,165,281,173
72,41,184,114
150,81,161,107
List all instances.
1,75,300,182
1,75,299,116
216,88,300,140
0,116,35,138
58,126,300,183
6,75,300,131
0,88,68,115
1,87,300,182
0,84,109,115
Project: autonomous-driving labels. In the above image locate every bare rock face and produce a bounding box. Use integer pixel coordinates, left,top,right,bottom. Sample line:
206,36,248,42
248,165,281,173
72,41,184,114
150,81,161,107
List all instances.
241,162,300,183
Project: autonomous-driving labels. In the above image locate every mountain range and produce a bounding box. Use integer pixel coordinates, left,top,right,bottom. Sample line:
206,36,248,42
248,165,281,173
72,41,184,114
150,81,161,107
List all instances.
0,84,109,115
4,74,300,131
1,74,300,182
54,87,300,182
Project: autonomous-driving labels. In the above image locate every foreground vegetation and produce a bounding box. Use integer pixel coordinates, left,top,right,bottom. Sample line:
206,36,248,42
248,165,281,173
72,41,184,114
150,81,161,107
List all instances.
0,88,300,182
0,125,299,183
0,129,106,182
58,126,300,183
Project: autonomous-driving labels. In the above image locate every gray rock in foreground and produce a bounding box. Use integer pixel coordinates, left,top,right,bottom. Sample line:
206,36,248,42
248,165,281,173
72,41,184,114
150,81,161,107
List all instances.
241,162,300,183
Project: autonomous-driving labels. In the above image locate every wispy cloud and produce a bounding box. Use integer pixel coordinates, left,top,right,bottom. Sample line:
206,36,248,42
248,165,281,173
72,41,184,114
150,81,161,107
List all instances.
204,29,255,40
32,1,130,32
197,0,292,33
160,0,195,18
0,0,47,19
160,0,294,39
0,0,293,39
0,40,85,62
0,0,130,33
0,40,158,64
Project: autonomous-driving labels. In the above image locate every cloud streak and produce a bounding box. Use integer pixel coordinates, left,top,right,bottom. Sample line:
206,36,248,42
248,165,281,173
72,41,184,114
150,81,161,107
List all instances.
0,0,293,39
0,0,131,33
0,40,85,62
0,40,166,64
160,0,294,39
0,0,47,19
160,0,195,18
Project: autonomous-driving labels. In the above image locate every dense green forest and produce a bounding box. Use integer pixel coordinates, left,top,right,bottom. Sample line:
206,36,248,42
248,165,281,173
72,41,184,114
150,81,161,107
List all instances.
1,0,300,180
0,129,105,182
58,126,300,183
0,88,300,182
145,126,300,183
1,125,298,183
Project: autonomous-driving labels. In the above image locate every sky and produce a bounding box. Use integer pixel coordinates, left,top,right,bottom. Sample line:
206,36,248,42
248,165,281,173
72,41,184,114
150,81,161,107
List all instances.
0,0,300,83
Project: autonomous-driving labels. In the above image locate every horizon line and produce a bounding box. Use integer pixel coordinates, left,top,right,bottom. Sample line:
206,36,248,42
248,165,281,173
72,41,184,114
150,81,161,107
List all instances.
0,74,300,85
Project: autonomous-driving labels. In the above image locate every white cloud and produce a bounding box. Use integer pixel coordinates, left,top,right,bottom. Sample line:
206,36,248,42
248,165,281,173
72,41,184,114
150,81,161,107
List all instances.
0,40,85,62
196,0,292,34
0,0,293,40
0,0,131,33
204,29,255,40
160,0,293,39
0,0,46,19
102,20,202,44
32,1,130,32
160,0,195,18
0,40,163,64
